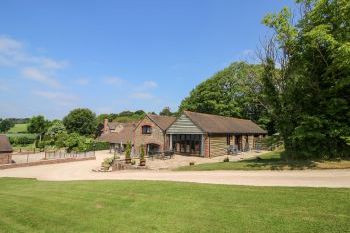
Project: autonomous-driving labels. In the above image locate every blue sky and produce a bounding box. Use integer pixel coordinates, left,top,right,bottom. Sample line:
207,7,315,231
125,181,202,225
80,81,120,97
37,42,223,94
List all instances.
0,0,295,119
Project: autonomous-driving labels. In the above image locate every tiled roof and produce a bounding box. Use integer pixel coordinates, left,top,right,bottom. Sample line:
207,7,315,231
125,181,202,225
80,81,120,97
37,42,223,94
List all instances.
99,123,135,144
147,114,176,131
184,111,267,134
0,135,13,153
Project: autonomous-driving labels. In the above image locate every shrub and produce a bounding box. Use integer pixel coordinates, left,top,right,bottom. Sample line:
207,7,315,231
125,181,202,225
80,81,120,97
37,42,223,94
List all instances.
125,142,131,160
140,144,145,160
223,157,229,162
93,141,110,151
7,134,36,145
189,161,195,166
102,157,114,170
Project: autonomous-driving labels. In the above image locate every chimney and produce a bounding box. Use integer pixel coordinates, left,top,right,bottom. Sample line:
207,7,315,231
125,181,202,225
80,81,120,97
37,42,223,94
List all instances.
104,118,109,133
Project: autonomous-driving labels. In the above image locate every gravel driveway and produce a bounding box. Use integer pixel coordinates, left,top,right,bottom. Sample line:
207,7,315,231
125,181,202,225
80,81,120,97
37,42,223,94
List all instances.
1,150,349,188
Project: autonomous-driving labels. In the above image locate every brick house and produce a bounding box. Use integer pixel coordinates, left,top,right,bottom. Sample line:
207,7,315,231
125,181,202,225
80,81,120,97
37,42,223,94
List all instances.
99,122,136,152
166,111,267,157
133,114,176,155
0,135,13,165
102,120,126,134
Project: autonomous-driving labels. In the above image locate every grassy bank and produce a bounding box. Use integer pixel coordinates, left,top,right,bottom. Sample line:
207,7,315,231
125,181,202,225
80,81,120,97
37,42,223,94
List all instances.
176,151,350,171
7,123,29,133
0,178,349,233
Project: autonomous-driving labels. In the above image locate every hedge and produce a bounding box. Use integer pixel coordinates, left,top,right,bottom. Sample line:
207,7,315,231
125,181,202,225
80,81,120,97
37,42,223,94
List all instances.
6,134,37,145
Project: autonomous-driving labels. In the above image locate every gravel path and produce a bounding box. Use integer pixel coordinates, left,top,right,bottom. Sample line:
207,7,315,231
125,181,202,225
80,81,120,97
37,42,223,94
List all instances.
1,150,349,188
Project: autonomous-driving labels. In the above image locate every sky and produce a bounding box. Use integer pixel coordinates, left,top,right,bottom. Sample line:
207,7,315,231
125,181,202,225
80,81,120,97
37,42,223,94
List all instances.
0,0,296,119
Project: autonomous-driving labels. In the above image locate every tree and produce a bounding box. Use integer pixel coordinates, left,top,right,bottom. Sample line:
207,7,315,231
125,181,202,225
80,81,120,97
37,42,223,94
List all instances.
63,108,97,136
28,116,49,141
159,107,174,116
46,120,66,139
0,119,15,133
179,62,274,133
261,0,350,158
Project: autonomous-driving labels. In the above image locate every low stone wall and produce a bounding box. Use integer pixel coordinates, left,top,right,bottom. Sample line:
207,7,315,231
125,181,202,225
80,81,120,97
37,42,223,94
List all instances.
0,156,95,170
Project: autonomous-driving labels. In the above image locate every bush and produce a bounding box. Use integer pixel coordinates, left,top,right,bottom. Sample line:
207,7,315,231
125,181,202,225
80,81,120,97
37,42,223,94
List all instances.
93,141,110,151
7,134,37,145
102,157,114,170
223,157,229,162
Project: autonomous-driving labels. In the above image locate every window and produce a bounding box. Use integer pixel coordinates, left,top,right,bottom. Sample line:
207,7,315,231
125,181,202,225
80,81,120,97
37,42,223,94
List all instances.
227,134,231,145
142,125,152,134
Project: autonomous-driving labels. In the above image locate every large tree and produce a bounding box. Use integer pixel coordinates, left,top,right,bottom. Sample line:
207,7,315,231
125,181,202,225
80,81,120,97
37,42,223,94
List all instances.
27,115,49,141
0,119,15,133
261,0,350,158
63,108,97,136
179,62,274,133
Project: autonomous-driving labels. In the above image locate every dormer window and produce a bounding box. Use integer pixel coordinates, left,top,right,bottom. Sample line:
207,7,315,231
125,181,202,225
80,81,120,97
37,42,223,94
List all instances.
142,125,152,134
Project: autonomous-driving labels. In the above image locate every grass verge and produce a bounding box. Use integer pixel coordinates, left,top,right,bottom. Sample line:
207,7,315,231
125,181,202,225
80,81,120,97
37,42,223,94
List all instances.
176,151,350,171
0,178,349,233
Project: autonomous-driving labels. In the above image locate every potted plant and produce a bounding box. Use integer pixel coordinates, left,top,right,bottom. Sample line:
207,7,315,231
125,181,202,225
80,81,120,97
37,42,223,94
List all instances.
139,144,146,166
125,142,132,164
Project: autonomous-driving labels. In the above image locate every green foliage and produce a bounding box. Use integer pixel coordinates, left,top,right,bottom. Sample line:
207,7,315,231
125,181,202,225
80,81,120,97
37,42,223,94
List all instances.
46,120,66,139
159,107,175,116
93,141,110,151
97,110,146,124
140,144,145,160
54,132,94,152
27,116,49,134
63,108,97,136
179,62,274,133
102,157,114,170
7,134,37,145
125,141,131,159
0,119,15,133
7,123,28,133
261,0,350,159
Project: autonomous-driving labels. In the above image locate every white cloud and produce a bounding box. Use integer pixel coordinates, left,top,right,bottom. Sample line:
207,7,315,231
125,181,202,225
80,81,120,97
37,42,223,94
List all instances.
0,35,68,70
103,76,125,86
129,92,154,100
22,67,61,88
135,80,158,90
32,90,78,106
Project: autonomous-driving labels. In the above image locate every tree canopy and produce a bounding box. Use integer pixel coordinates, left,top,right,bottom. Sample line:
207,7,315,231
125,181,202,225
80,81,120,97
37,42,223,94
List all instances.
27,116,49,135
0,119,15,133
63,108,97,136
179,62,274,133
261,0,350,158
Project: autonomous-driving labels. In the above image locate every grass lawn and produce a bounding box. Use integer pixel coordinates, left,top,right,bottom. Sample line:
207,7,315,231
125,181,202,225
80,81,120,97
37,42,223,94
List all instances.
0,178,349,233
7,123,28,133
176,151,350,171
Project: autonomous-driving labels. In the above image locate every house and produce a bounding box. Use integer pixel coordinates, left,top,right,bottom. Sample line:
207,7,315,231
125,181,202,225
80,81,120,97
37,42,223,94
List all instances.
133,114,176,155
99,111,267,158
0,135,13,164
166,111,267,157
102,119,126,134
99,122,136,152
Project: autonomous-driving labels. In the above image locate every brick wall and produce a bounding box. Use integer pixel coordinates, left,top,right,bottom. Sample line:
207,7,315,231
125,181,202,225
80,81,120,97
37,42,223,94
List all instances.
134,116,166,154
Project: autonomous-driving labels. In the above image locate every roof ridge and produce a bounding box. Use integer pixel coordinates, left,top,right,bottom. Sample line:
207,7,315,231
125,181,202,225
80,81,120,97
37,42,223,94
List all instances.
184,110,250,121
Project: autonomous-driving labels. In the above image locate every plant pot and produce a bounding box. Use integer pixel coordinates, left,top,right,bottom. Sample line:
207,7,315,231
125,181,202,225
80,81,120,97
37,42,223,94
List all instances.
125,158,131,164
139,159,146,166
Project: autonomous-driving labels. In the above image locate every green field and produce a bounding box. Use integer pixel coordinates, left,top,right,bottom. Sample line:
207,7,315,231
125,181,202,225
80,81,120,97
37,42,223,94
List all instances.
0,178,349,233
176,151,350,171
7,123,28,133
